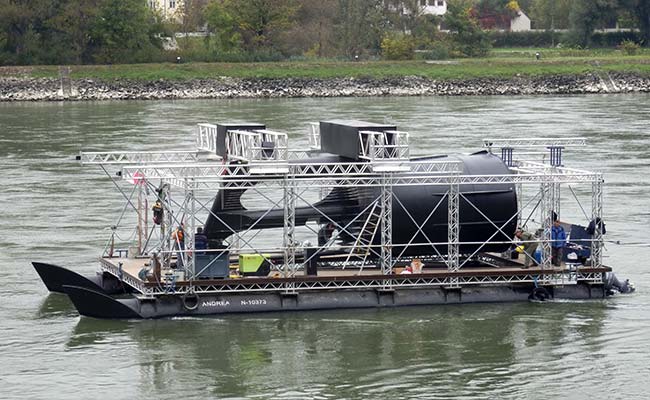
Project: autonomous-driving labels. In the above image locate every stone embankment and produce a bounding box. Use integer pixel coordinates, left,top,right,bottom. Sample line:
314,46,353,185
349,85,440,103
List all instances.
1,73,649,101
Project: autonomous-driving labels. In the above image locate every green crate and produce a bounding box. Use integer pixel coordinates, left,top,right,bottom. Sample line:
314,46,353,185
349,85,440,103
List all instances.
239,254,271,274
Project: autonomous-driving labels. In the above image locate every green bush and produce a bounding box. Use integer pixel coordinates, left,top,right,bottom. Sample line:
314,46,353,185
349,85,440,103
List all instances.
619,39,640,55
380,34,415,60
590,31,643,47
489,30,645,49
489,31,556,47
415,41,451,60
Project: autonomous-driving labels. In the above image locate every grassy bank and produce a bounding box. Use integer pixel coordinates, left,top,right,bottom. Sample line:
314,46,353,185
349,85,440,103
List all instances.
2,49,650,81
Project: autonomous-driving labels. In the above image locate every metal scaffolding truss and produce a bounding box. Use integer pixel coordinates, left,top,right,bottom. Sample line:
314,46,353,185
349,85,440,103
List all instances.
81,123,607,298
226,129,289,163
79,151,200,165
358,130,410,162
118,162,600,191
128,269,605,296
483,137,587,149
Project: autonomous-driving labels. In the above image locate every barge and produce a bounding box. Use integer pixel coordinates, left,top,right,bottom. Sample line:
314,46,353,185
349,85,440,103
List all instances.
33,120,633,319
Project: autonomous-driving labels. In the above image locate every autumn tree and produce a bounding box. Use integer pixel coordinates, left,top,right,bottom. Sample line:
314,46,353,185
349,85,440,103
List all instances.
445,0,491,56
471,0,521,30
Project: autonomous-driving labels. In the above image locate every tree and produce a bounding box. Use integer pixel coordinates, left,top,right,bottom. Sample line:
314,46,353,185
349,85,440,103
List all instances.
446,0,491,57
381,32,415,60
529,0,571,30
471,0,520,30
229,0,299,52
620,0,650,46
181,0,210,32
569,0,618,47
46,0,102,63
336,0,388,57
0,0,51,63
90,0,162,63
383,0,425,34
285,0,338,57
205,0,242,53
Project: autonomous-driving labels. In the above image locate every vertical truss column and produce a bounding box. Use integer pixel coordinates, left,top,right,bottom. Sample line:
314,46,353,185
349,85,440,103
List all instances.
283,175,297,282
539,179,553,269
137,180,147,256
552,181,561,220
380,173,393,276
516,182,523,226
162,183,173,268
591,174,604,269
447,173,460,273
187,178,196,280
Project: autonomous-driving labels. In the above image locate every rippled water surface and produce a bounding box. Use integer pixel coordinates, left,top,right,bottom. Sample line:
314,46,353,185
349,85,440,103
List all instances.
1,95,649,399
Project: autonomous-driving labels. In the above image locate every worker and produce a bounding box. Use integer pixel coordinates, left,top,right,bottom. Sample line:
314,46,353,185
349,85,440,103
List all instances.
551,219,567,267
410,258,423,273
195,227,208,255
515,227,538,268
152,201,163,225
400,265,413,274
172,225,185,268
317,222,335,247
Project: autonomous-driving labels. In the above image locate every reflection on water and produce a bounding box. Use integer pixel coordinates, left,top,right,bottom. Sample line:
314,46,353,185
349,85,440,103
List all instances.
59,302,611,399
1,95,650,399
68,318,135,349
36,293,76,319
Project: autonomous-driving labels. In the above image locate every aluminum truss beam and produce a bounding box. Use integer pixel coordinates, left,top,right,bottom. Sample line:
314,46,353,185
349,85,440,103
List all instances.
126,269,606,296
591,175,604,269
447,174,460,273
120,164,600,190
79,151,200,165
380,174,393,276
483,137,587,149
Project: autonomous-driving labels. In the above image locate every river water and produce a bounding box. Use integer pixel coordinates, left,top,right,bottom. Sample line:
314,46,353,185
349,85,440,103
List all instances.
1,95,649,399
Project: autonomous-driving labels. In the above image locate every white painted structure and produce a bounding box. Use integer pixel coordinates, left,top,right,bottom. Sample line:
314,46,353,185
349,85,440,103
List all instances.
148,0,184,22
510,11,532,32
414,1,532,32
419,0,447,16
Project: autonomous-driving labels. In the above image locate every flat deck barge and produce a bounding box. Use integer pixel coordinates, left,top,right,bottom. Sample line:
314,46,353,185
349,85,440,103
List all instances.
33,120,633,319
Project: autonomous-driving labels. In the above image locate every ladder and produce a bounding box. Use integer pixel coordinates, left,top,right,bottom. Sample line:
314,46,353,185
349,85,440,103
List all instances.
343,201,382,270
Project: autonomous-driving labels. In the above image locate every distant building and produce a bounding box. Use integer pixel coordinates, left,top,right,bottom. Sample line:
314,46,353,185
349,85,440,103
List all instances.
418,0,447,16
510,10,531,32
414,1,531,32
148,0,184,22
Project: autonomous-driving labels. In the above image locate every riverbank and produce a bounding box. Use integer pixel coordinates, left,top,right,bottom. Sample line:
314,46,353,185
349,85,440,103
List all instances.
1,72,649,101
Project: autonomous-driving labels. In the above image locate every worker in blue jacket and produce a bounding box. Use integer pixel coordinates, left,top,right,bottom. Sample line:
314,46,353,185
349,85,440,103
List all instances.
551,219,567,266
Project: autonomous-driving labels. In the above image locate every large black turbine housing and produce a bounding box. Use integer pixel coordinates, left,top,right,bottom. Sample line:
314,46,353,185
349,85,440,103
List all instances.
203,121,517,257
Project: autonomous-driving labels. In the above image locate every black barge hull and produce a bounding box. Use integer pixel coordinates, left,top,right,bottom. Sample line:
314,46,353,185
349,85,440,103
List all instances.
61,282,605,319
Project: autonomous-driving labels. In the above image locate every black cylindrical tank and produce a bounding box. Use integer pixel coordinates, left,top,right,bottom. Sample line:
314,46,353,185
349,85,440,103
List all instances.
386,151,517,255
204,151,517,256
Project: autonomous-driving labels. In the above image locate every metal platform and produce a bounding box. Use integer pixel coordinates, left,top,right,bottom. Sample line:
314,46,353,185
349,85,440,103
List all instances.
98,255,610,298
79,121,607,303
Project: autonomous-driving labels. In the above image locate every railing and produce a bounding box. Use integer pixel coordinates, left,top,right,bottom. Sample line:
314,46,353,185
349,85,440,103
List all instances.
197,123,218,153
225,129,288,163
308,122,320,151
358,130,410,162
